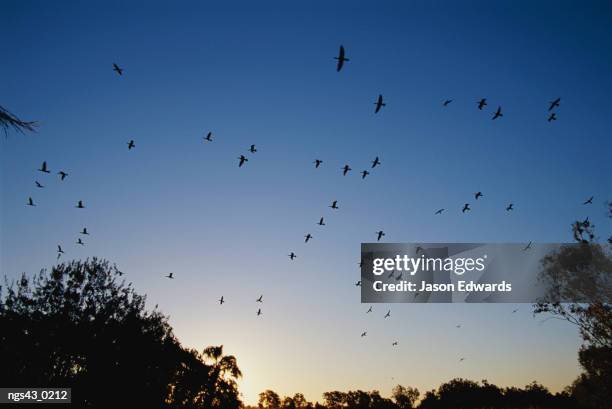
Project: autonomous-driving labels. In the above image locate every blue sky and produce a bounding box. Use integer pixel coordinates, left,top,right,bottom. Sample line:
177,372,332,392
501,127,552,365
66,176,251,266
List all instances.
1,0,611,404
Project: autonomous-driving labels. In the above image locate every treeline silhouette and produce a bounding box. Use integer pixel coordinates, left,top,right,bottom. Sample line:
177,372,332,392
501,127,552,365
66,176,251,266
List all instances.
248,379,575,409
1,257,609,409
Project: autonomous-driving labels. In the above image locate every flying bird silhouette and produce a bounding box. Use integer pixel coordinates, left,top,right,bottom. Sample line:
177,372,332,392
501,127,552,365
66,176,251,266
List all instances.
474,192,483,200
257,308,262,316
459,357,465,362
304,233,312,243
392,341,398,346
523,241,532,251
317,217,326,226
57,245,64,254
361,170,370,179
58,171,68,181
342,164,352,176
219,296,225,304
238,155,248,167
289,252,297,260
35,181,44,188
361,331,367,337
355,281,362,287
371,156,381,168
38,161,50,173
376,230,385,241
456,324,462,328
366,306,372,313
462,203,471,213
112,63,123,75
512,308,519,313
548,112,557,122
76,238,85,246
80,227,89,235
492,106,503,120
329,200,339,209
548,98,561,111
256,295,263,303
374,95,386,113
76,200,85,209
477,98,487,110
583,196,594,205
334,45,349,72
127,140,135,150
384,310,391,318
313,159,323,168
249,144,257,153
165,273,174,279
443,99,453,106
203,132,213,142
27,197,35,207
506,203,514,211
435,208,445,215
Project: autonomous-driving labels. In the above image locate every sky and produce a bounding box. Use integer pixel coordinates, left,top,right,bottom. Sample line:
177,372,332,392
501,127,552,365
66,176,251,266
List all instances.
1,0,612,405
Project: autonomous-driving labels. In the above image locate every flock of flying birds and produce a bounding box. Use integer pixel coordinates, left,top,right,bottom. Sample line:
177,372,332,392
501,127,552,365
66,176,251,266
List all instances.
22,46,604,350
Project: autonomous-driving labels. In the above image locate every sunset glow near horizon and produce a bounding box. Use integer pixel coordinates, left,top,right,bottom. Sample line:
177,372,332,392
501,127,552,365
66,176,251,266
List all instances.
2,1,611,405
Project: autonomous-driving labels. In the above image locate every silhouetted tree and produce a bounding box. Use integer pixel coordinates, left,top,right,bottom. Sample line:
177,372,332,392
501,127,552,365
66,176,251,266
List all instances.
168,345,242,408
367,390,396,409
346,390,371,409
291,393,311,409
0,105,37,136
201,345,242,408
282,395,296,409
417,390,439,409
568,345,611,409
0,258,242,408
322,391,346,409
391,385,419,409
534,223,611,408
259,389,281,409
436,378,483,409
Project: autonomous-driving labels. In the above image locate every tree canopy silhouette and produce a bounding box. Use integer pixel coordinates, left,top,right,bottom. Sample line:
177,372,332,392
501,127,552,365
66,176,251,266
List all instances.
247,381,577,409
0,258,242,408
534,221,611,409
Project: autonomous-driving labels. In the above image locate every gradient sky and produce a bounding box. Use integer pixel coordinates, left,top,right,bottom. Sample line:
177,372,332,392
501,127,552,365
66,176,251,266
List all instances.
2,0,612,405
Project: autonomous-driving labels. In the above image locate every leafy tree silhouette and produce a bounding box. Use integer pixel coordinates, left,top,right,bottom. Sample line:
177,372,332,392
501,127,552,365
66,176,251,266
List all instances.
322,391,346,409
391,385,420,409
290,393,311,409
259,389,282,409
534,221,611,409
418,379,575,409
0,258,241,408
